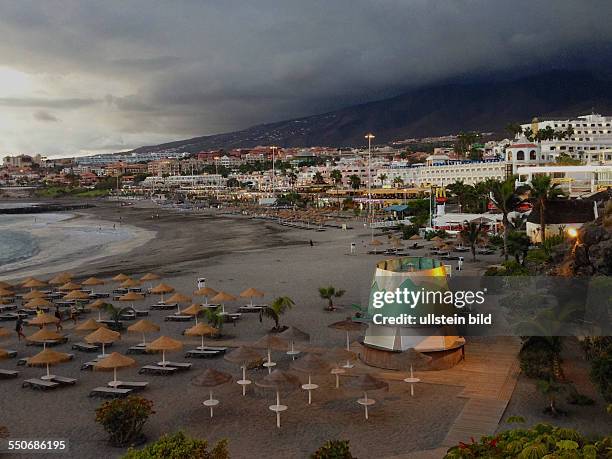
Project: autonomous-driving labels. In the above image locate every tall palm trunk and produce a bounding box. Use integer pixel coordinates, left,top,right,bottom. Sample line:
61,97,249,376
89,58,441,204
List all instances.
539,198,546,243
502,214,509,261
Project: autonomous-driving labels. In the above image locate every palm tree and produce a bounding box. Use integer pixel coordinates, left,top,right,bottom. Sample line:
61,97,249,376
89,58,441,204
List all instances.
104,303,135,330
319,286,345,311
506,231,531,265
460,220,486,262
348,175,361,190
526,175,565,243
488,176,517,260
378,173,387,187
393,177,404,188
313,172,325,184
537,378,564,416
203,307,224,334
263,296,295,332
330,169,343,212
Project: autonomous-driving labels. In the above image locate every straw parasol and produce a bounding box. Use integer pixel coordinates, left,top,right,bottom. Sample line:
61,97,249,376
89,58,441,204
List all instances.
26,327,64,349
255,370,301,428
322,348,357,388
409,234,421,241
0,288,13,298
253,335,288,374
87,299,109,321
23,290,45,300
399,348,432,396
85,327,121,357
185,322,218,349
94,352,136,387
150,283,175,303
0,327,11,339
210,291,236,314
328,319,367,367
58,281,81,291
127,319,160,346
24,297,53,309
280,326,310,359
75,318,107,332
147,336,182,366
112,273,130,282
118,291,144,310
430,236,443,242
182,304,203,324
224,346,262,396
28,313,59,327
120,278,141,289
64,290,90,301
82,277,105,286
0,349,9,359
166,293,192,314
193,287,218,306
239,288,265,307
291,353,331,404
27,348,71,380
140,273,160,282
22,278,47,289
49,273,73,285
344,373,389,420
0,281,13,290
369,239,383,247
191,369,232,418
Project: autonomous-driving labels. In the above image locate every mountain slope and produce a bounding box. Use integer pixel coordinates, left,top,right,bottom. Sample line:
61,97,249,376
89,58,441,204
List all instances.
127,70,612,153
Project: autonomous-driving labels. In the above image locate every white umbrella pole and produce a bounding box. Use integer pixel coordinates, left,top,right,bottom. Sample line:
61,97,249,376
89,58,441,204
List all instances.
195,314,198,325
276,391,281,428
308,375,312,404
364,391,369,420
250,297,253,307
267,349,272,374
242,365,247,396
346,331,350,351
46,363,50,378
222,303,225,314
209,390,214,418
335,371,340,389
177,303,181,314
102,342,106,356
291,341,296,360
201,335,205,349
98,310,102,321
113,367,117,385
204,296,208,307
162,350,166,366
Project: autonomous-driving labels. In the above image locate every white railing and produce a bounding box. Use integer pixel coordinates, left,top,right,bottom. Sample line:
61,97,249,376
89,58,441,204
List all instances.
370,218,412,228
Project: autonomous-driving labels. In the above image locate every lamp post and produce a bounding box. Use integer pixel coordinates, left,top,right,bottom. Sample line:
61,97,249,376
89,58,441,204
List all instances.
270,146,278,197
365,133,375,241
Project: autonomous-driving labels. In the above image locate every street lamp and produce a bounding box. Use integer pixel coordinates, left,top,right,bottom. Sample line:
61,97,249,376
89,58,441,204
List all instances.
365,133,375,240
270,146,278,197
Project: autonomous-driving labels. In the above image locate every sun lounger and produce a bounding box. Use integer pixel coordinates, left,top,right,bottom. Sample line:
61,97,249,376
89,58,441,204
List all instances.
26,336,68,347
119,312,136,321
127,344,148,355
164,314,192,322
0,304,17,312
134,309,149,317
0,369,18,379
185,349,222,359
221,313,241,322
112,381,148,391
238,305,265,313
89,387,133,398
150,303,178,311
138,365,178,375
22,378,60,390
199,346,227,352
89,292,110,299
51,376,77,386
72,342,100,352
158,361,192,370
81,360,98,371
0,312,21,321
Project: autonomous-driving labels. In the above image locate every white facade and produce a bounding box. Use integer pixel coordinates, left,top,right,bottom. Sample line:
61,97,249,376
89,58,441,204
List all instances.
142,174,224,188
515,165,612,194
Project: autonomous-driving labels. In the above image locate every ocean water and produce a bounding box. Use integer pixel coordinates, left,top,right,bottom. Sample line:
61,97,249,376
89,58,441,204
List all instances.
0,229,39,265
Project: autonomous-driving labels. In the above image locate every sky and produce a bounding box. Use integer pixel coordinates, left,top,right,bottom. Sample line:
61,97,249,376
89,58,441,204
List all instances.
1,0,612,157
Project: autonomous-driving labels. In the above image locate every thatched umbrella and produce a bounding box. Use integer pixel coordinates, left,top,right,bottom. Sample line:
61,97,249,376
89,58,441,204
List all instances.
75,318,107,332
399,348,432,396
191,369,232,418
120,278,141,289
112,273,130,282
27,348,71,380
182,304,202,324
150,283,175,304
64,290,90,301
193,287,218,307
24,297,53,310
239,288,265,307
210,291,236,314
22,278,47,290
224,346,262,396
23,290,45,301
85,327,121,357
118,291,144,310
0,281,13,290
28,313,59,327
140,272,160,290
323,348,357,388
82,277,105,287
87,299,109,321
328,319,367,367
409,234,421,241
255,370,301,428
280,326,310,359
166,293,192,314
253,335,288,374
430,236,443,242
0,327,11,339
26,327,63,349
147,336,182,366
291,353,331,404
127,319,160,346
49,273,73,285
185,323,218,349
0,349,9,359
369,239,383,247
58,281,81,292
345,373,389,420
94,352,136,387
0,287,13,298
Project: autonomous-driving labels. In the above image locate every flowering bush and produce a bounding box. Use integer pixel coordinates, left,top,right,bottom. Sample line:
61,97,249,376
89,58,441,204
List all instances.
123,431,229,459
95,396,155,447
311,440,353,458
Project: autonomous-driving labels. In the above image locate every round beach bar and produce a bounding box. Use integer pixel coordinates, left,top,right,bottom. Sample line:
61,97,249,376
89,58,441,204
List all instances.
361,256,465,370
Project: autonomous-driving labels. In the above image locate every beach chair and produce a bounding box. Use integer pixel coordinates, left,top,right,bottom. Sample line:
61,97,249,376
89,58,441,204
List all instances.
127,344,148,355
221,313,241,323
112,381,149,391
200,346,227,352
3,350,17,358
22,378,60,391
150,303,178,311
27,336,68,347
72,342,100,352
185,349,222,359
164,314,192,322
89,387,133,398
0,304,17,312
51,376,77,386
158,361,192,371
0,312,20,321
0,369,18,379
138,365,178,375
134,309,149,317
80,360,98,371
237,305,265,313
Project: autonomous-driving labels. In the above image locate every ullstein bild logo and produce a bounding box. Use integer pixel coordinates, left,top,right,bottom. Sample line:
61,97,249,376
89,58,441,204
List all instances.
371,287,487,309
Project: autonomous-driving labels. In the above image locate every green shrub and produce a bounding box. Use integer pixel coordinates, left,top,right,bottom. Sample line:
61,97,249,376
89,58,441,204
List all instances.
444,423,610,458
312,440,353,459
566,385,595,406
590,353,612,403
519,338,555,379
123,431,229,459
401,225,420,240
95,396,154,447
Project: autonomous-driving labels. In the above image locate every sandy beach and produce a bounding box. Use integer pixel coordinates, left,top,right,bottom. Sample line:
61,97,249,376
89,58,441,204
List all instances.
0,200,608,458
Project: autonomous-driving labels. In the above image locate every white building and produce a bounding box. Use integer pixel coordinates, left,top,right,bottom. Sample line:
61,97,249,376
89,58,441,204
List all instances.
142,174,224,188
515,165,612,194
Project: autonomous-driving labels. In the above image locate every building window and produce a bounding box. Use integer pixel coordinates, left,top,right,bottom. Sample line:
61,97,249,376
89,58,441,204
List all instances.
529,150,537,160
516,150,525,160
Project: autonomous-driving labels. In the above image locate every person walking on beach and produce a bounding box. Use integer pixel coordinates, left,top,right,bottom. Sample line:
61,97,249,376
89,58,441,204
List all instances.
35,307,44,328
15,317,25,341
54,306,63,332
309,239,314,247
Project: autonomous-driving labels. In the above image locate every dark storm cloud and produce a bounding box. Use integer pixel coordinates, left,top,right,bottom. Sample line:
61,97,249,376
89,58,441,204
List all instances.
0,97,97,109
1,0,612,152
